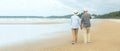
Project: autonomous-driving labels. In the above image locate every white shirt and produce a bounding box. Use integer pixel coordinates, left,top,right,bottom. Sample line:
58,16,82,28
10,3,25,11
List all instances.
71,15,81,29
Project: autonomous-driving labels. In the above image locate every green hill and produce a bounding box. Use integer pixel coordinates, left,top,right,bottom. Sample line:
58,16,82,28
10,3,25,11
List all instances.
1,11,119,19
46,14,72,18
96,11,120,19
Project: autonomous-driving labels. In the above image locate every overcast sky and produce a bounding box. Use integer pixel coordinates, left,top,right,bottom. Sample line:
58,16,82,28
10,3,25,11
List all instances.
0,0,120,16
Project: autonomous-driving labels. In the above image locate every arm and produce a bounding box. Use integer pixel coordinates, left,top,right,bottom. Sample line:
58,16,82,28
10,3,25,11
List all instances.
80,24,83,30
80,16,83,30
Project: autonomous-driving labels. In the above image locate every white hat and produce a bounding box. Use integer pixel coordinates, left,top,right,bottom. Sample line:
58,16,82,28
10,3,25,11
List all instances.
73,10,78,14
84,8,88,11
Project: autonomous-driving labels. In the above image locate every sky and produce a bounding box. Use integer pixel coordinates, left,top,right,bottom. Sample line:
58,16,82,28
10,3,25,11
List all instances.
0,0,120,16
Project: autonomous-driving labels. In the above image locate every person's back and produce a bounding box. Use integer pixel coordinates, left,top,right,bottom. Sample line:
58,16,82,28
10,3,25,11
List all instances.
71,15,81,29
81,13,91,28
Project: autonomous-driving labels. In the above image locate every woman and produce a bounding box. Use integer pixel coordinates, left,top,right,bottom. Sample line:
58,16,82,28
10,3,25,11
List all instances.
71,10,81,44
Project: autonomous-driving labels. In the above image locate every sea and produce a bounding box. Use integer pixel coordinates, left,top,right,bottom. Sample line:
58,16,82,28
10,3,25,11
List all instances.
0,17,102,47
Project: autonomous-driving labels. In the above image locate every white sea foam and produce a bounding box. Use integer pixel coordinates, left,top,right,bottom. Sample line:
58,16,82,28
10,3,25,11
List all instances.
0,18,69,23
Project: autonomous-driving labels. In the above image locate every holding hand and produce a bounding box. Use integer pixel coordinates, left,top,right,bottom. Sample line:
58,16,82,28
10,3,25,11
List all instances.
80,24,83,30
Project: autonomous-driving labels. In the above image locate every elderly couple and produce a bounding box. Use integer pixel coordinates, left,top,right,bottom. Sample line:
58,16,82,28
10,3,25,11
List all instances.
71,9,91,44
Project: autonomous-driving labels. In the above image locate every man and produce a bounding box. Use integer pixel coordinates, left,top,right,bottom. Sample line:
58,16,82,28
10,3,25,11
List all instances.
81,9,91,44
71,10,81,44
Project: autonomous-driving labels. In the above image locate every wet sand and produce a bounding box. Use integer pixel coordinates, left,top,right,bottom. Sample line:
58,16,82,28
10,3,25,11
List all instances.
0,19,120,51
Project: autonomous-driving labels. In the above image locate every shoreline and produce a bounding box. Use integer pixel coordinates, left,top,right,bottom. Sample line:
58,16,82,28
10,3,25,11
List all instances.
0,19,120,51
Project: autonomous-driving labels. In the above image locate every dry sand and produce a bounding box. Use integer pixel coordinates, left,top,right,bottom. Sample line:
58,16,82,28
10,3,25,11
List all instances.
0,19,120,51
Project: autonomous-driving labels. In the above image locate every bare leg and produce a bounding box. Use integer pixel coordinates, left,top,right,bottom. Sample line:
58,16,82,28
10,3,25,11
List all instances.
83,28,88,44
87,28,91,43
86,28,90,34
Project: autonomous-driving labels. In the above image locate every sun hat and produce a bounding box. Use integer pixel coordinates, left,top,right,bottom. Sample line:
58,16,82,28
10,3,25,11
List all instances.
73,10,79,14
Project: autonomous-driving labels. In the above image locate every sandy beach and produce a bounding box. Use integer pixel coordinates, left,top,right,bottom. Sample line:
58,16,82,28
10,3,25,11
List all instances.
0,19,120,51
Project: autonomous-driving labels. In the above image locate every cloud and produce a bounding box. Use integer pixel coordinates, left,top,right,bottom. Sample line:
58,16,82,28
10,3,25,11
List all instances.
57,0,120,14
0,0,120,16
0,0,74,16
